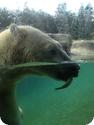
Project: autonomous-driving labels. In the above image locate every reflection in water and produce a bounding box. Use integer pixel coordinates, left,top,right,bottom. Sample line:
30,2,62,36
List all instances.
16,62,94,125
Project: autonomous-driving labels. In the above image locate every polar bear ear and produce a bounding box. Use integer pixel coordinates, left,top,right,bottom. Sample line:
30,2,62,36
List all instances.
10,23,20,39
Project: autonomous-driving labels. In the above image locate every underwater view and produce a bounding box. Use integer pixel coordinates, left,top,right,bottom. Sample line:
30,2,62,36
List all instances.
16,62,94,125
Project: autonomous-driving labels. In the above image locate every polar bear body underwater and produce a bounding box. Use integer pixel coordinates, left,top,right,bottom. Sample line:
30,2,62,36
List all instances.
0,24,80,125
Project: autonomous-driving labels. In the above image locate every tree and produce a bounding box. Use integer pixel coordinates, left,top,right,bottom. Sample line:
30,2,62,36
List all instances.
0,8,14,29
84,4,93,38
35,10,58,33
71,14,78,39
18,8,58,33
77,5,86,38
55,3,70,33
77,4,94,39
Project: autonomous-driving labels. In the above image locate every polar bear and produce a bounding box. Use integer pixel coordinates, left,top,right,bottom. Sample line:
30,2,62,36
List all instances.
0,24,80,125
48,33,73,55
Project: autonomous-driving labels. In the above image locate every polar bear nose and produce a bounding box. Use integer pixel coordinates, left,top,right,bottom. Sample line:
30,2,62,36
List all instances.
71,62,80,71
74,63,80,71
75,64,80,73
67,62,80,77
76,64,80,70
73,63,80,70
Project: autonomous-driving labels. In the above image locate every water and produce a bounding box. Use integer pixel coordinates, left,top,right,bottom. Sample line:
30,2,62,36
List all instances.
16,62,94,125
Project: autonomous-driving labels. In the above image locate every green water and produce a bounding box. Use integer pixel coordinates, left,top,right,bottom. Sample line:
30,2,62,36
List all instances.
16,62,94,125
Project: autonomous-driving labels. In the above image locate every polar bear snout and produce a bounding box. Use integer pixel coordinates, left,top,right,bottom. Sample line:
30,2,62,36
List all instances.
54,62,80,90
63,62,80,78
68,62,80,77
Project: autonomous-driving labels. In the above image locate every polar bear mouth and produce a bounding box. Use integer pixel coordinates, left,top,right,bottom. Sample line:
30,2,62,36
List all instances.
54,62,80,90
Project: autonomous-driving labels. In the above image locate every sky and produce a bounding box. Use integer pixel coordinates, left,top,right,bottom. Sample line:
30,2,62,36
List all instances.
0,0,94,14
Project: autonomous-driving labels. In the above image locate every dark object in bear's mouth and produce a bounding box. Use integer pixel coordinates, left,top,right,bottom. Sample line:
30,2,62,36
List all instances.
54,62,80,90
55,78,73,90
